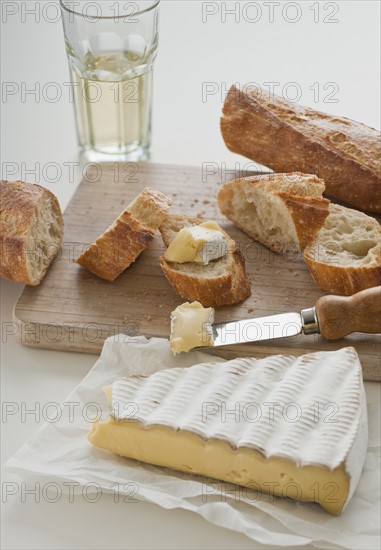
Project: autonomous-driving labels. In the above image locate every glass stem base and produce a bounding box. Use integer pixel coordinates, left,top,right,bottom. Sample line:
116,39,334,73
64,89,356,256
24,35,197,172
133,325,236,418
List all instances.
80,145,150,163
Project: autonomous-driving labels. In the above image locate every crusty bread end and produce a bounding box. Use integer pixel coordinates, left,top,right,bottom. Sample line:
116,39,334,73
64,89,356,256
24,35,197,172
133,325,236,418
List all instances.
0,180,64,285
221,85,381,213
76,187,172,281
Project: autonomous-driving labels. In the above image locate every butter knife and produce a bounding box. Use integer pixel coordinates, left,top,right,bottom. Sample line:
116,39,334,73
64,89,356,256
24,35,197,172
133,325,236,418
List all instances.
212,286,381,346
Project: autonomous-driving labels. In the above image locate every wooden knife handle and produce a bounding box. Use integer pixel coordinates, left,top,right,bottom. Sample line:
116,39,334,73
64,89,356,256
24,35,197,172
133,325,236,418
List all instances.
316,286,381,340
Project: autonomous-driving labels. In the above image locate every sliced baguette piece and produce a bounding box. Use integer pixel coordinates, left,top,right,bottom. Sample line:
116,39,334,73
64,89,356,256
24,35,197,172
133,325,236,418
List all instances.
217,172,330,254
0,180,64,286
76,187,172,281
221,85,381,213
304,204,381,295
159,214,251,307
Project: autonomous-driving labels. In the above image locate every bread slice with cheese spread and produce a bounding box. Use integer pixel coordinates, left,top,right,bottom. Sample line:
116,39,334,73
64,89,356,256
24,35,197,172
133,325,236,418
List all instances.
217,172,330,254
159,214,251,307
76,187,172,281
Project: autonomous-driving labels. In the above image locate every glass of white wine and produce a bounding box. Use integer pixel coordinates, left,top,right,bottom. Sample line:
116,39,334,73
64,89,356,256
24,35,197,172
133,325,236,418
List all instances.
60,1,159,162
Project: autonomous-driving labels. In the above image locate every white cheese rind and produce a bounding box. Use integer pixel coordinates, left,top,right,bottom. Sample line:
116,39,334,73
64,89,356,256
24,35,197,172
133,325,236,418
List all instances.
345,384,368,503
198,234,228,264
111,347,367,477
163,221,228,265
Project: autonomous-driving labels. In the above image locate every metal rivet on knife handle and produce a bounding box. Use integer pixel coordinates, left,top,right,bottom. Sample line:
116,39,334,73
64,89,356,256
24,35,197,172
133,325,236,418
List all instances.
300,307,320,335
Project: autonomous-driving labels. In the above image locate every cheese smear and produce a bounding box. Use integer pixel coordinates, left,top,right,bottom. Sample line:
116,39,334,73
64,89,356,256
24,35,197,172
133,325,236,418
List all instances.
164,221,227,265
170,301,215,354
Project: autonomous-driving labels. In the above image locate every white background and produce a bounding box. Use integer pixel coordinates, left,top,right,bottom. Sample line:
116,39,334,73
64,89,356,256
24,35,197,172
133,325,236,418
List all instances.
1,1,380,548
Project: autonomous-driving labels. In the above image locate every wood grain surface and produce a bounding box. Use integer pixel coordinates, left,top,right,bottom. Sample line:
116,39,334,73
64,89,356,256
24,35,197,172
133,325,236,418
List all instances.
14,163,381,381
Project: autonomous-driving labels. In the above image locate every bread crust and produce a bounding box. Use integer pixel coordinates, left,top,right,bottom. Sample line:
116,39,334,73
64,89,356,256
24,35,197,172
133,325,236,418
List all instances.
277,193,330,251
304,255,381,296
76,188,172,281
304,205,381,295
0,180,64,285
159,215,251,307
221,85,381,213
217,173,330,253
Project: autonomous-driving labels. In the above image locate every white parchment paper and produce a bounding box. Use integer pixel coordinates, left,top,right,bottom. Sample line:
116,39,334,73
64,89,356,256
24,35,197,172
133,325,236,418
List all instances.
5,336,381,548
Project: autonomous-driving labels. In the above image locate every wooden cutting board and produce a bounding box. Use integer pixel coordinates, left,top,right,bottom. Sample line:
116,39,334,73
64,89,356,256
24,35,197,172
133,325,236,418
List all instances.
14,162,381,381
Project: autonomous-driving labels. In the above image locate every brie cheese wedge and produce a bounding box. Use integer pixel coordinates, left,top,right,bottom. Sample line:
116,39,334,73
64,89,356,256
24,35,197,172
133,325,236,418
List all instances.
88,347,367,515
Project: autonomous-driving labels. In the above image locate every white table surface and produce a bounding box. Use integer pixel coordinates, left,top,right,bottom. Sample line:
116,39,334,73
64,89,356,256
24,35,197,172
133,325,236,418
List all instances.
1,1,380,548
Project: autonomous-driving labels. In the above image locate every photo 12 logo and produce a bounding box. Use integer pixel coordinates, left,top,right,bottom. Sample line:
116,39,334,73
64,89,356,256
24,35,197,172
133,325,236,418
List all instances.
202,81,340,104
2,80,142,105
2,480,140,504
1,320,140,346
201,400,340,424
1,160,139,185
201,479,340,505
201,2,340,24
1,1,142,24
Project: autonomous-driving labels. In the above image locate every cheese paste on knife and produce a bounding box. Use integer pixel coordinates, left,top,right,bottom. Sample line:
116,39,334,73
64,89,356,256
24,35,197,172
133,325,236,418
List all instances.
169,301,215,354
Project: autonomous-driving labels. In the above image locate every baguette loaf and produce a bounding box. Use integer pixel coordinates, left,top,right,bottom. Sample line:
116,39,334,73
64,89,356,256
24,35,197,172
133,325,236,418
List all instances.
159,215,251,307
0,180,64,286
304,204,381,295
76,187,172,281
221,85,381,213
217,173,330,253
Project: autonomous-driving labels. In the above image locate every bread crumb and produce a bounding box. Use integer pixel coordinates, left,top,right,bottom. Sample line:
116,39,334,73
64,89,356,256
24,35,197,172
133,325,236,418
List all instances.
247,307,254,314
203,199,210,205
147,315,152,321
194,199,199,203
120,200,125,206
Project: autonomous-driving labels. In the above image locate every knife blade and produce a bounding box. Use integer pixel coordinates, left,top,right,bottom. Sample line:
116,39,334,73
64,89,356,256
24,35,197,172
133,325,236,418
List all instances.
211,286,381,347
